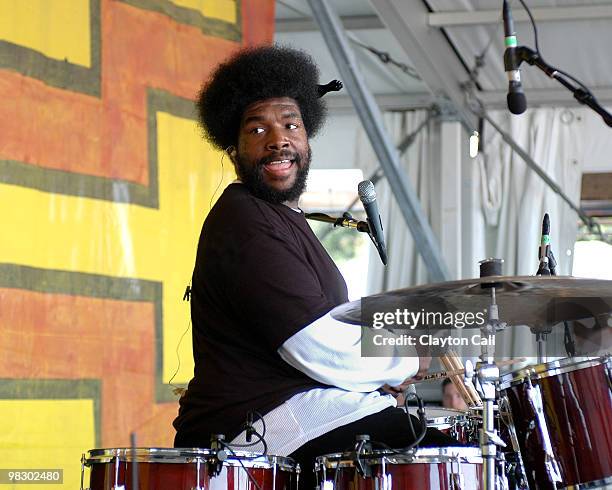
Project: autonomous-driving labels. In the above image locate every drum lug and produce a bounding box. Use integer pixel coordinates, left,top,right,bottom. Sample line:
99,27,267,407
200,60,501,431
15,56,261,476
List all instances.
525,378,563,484
449,471,464,490
496,455,509,490
80,453,93,490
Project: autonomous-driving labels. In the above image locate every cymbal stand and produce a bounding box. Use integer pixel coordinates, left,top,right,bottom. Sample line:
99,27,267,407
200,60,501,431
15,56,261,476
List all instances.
535,331,548,364
475,285,507,490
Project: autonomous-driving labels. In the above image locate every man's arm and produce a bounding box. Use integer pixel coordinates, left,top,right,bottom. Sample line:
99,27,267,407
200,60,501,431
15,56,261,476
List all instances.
278,312,419,392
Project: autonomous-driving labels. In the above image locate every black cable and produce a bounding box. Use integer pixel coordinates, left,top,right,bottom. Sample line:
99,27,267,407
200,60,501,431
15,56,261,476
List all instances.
517,0,593,96
403,396,417,441
220,411,268,454
396,390,427,453
222,432,268,456
218,441,265,490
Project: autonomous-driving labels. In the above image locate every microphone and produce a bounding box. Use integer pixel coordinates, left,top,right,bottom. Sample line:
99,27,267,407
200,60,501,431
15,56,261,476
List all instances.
358,180,388,266
537,213,551,276
503,0,527,114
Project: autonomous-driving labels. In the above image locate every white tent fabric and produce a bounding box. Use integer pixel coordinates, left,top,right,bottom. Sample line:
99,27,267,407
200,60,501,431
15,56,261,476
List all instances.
476,107,584,277
357,107,584,296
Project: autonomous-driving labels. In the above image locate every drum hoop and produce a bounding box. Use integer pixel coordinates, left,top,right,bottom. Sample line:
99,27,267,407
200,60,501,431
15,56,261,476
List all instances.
499,356,608,389
315,447,482,469
85,448,296,470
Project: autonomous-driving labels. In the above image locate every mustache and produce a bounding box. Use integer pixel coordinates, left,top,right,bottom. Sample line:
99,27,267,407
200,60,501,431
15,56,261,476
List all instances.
258,152,300,167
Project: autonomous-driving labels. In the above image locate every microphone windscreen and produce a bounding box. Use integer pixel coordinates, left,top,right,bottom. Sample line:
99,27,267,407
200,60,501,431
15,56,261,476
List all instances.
357,180,376,204
507,92,527,115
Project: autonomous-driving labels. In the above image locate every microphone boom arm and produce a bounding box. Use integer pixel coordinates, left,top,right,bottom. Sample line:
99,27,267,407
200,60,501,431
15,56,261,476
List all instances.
305,212,371,233
515,46,612,127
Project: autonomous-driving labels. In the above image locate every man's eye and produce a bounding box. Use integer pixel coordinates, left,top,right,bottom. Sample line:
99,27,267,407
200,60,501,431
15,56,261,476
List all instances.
287,123,298,130
251,127,265,134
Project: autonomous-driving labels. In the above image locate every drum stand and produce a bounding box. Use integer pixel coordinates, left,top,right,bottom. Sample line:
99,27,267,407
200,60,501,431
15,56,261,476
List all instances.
473,285,507,490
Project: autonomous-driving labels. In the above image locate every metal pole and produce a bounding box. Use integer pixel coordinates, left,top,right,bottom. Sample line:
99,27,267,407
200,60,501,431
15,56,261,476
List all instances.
478,287,500,490
307,0,450,282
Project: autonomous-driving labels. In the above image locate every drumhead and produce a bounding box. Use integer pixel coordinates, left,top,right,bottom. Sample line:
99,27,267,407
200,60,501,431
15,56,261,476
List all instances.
85,448,296,471
499,355,610,390
315,446,482,470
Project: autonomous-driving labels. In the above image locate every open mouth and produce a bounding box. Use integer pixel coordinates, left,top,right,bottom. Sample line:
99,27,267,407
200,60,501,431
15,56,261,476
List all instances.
262,158,295,177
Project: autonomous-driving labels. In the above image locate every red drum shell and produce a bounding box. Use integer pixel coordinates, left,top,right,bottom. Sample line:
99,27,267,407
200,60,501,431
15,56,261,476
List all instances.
84,448,299,490
499,356,612,490
316,447,483,490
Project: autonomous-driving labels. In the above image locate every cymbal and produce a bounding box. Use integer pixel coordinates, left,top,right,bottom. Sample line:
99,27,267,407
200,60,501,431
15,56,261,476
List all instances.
331,276,612,330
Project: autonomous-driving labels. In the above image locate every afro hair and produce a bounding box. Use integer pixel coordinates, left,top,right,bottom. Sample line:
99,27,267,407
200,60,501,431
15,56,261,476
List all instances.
196,45,327,151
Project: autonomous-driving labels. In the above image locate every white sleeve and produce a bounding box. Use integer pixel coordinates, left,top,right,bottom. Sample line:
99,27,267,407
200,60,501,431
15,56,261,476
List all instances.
278,312,419,392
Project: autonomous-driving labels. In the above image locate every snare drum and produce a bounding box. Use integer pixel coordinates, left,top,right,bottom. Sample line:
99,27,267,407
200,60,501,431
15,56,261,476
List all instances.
499,355,612,490
407,406,476,443
315,447,483,490
81,448,299,490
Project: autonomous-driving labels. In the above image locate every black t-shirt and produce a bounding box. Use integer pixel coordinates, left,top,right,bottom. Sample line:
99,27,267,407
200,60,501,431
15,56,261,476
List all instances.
173,183,349,446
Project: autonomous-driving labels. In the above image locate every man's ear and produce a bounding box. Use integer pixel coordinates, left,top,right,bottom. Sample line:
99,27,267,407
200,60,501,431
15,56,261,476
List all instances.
226,145,237,163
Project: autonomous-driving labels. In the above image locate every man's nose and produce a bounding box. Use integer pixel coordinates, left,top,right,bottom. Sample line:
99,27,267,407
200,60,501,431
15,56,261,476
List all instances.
265,128,290,151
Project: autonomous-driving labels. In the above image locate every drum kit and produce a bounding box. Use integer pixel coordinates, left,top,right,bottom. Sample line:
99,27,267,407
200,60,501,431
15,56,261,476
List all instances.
80,261,612,490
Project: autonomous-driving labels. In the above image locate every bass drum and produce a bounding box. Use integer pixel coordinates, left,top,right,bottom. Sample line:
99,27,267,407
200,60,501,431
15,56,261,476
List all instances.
315,447,483,490
499,355,612,490
81,448,299,490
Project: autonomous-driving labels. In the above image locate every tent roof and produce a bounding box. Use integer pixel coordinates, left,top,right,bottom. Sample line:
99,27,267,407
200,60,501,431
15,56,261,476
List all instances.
275,0,612,112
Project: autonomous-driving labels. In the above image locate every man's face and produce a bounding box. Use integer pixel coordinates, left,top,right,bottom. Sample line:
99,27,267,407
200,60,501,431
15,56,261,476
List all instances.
442,382,468,411
235,97,311,205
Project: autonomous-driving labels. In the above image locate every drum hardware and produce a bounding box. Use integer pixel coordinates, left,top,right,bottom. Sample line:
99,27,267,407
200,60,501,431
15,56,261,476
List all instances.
525,377,562,485
450,455,465,490
474,282,505,490
496,453,509,490
113,454,122,490
535,330,550,364
80,454,88,490
129,432,138,490
470,259,512,490
209,434,229,478
352,435,373,478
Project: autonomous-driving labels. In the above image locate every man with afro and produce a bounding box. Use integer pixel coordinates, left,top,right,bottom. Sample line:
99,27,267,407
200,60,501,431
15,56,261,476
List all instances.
173,45,455,489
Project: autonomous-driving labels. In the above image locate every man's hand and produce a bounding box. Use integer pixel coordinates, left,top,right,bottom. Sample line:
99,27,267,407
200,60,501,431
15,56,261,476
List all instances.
413,354,432,381
379,355,432,405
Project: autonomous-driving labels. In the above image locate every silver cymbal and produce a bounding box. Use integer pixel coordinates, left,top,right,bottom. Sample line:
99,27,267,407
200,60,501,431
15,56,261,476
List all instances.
331,276,612,330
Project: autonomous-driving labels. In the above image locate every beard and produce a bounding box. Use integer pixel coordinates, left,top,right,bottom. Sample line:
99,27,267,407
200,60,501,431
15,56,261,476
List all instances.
234,146,311,205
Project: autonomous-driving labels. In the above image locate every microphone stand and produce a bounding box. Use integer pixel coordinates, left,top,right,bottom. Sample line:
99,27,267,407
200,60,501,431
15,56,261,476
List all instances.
305,212,371,234
515,46,612,127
